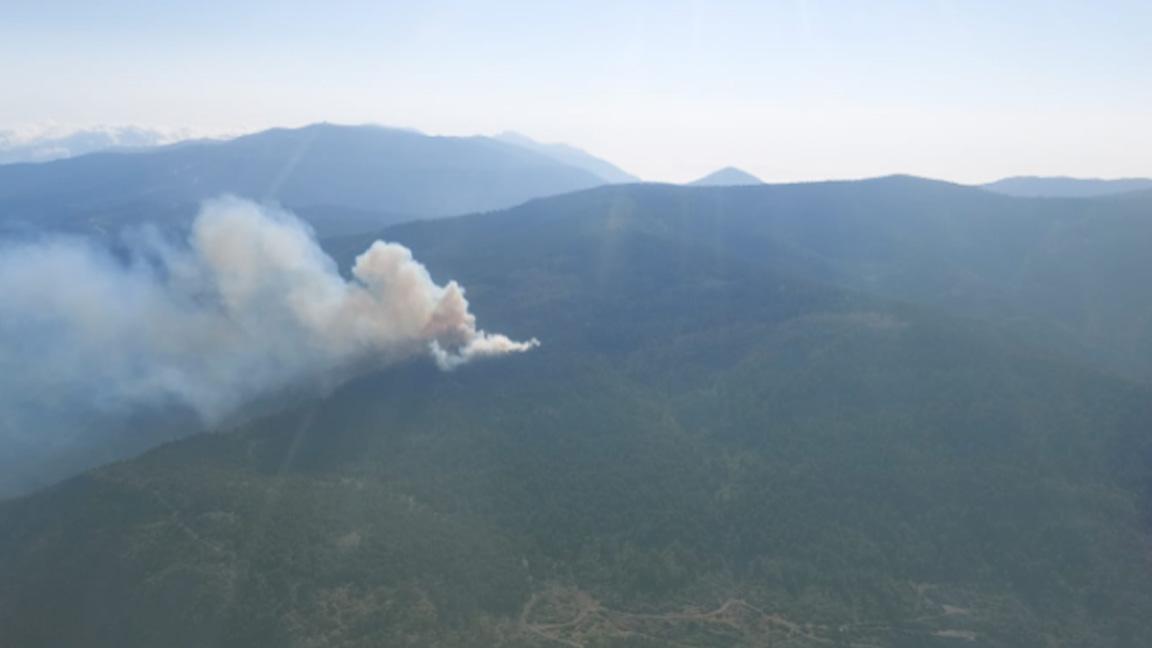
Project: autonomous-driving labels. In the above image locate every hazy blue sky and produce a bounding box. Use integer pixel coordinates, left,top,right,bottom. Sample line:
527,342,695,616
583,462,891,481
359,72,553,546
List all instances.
3,1,1150,183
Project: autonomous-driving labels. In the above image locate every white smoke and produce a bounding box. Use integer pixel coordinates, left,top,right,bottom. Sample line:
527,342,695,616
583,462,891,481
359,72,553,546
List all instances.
0,197,538,425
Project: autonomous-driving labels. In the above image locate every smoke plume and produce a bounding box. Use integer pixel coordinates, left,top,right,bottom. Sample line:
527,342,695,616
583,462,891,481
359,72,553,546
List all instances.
0,197,538,426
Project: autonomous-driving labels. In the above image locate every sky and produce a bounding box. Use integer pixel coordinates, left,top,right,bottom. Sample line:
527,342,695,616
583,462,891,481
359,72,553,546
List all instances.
2,0,1150,183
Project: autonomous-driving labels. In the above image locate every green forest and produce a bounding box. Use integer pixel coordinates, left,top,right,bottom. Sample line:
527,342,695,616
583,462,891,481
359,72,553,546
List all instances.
3,179,1152,646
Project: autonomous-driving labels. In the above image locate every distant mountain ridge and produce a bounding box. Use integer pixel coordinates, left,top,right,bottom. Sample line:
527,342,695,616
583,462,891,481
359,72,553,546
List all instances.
981,175,1152,197
0,123,610,237
689,166,763,186
495,131,640,183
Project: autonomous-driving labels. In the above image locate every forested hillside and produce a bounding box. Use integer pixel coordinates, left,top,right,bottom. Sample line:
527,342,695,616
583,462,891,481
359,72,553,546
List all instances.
366,177,1152,383
3,179,1152,647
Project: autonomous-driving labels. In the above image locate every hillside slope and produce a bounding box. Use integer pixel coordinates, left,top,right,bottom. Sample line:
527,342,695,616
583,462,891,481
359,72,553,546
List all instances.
7,177,1152,497
395,177,1152,384
2,181,1152,646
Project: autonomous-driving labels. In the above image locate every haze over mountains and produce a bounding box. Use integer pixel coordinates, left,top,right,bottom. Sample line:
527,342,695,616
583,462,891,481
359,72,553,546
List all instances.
6,0,1152,642
4,175,1152,646
0,123,630,238
980,175,1152,198
494,131,640,184
6,174,1152,641
12,164,1152,497
5,122,1151,241
3,125,1152,646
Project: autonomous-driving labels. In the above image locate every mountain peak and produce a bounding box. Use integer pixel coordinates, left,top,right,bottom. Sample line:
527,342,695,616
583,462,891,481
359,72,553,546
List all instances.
689,166,763,186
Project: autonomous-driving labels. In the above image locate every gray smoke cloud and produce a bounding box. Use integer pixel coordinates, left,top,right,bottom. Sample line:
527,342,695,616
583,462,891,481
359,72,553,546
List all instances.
0,196,539,426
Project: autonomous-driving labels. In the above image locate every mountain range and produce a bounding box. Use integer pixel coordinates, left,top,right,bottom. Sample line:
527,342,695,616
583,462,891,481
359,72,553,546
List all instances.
0,124,631,238
980,175,1152,197
494,131,640,184
2,175,1152,646
6,122,1150,240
